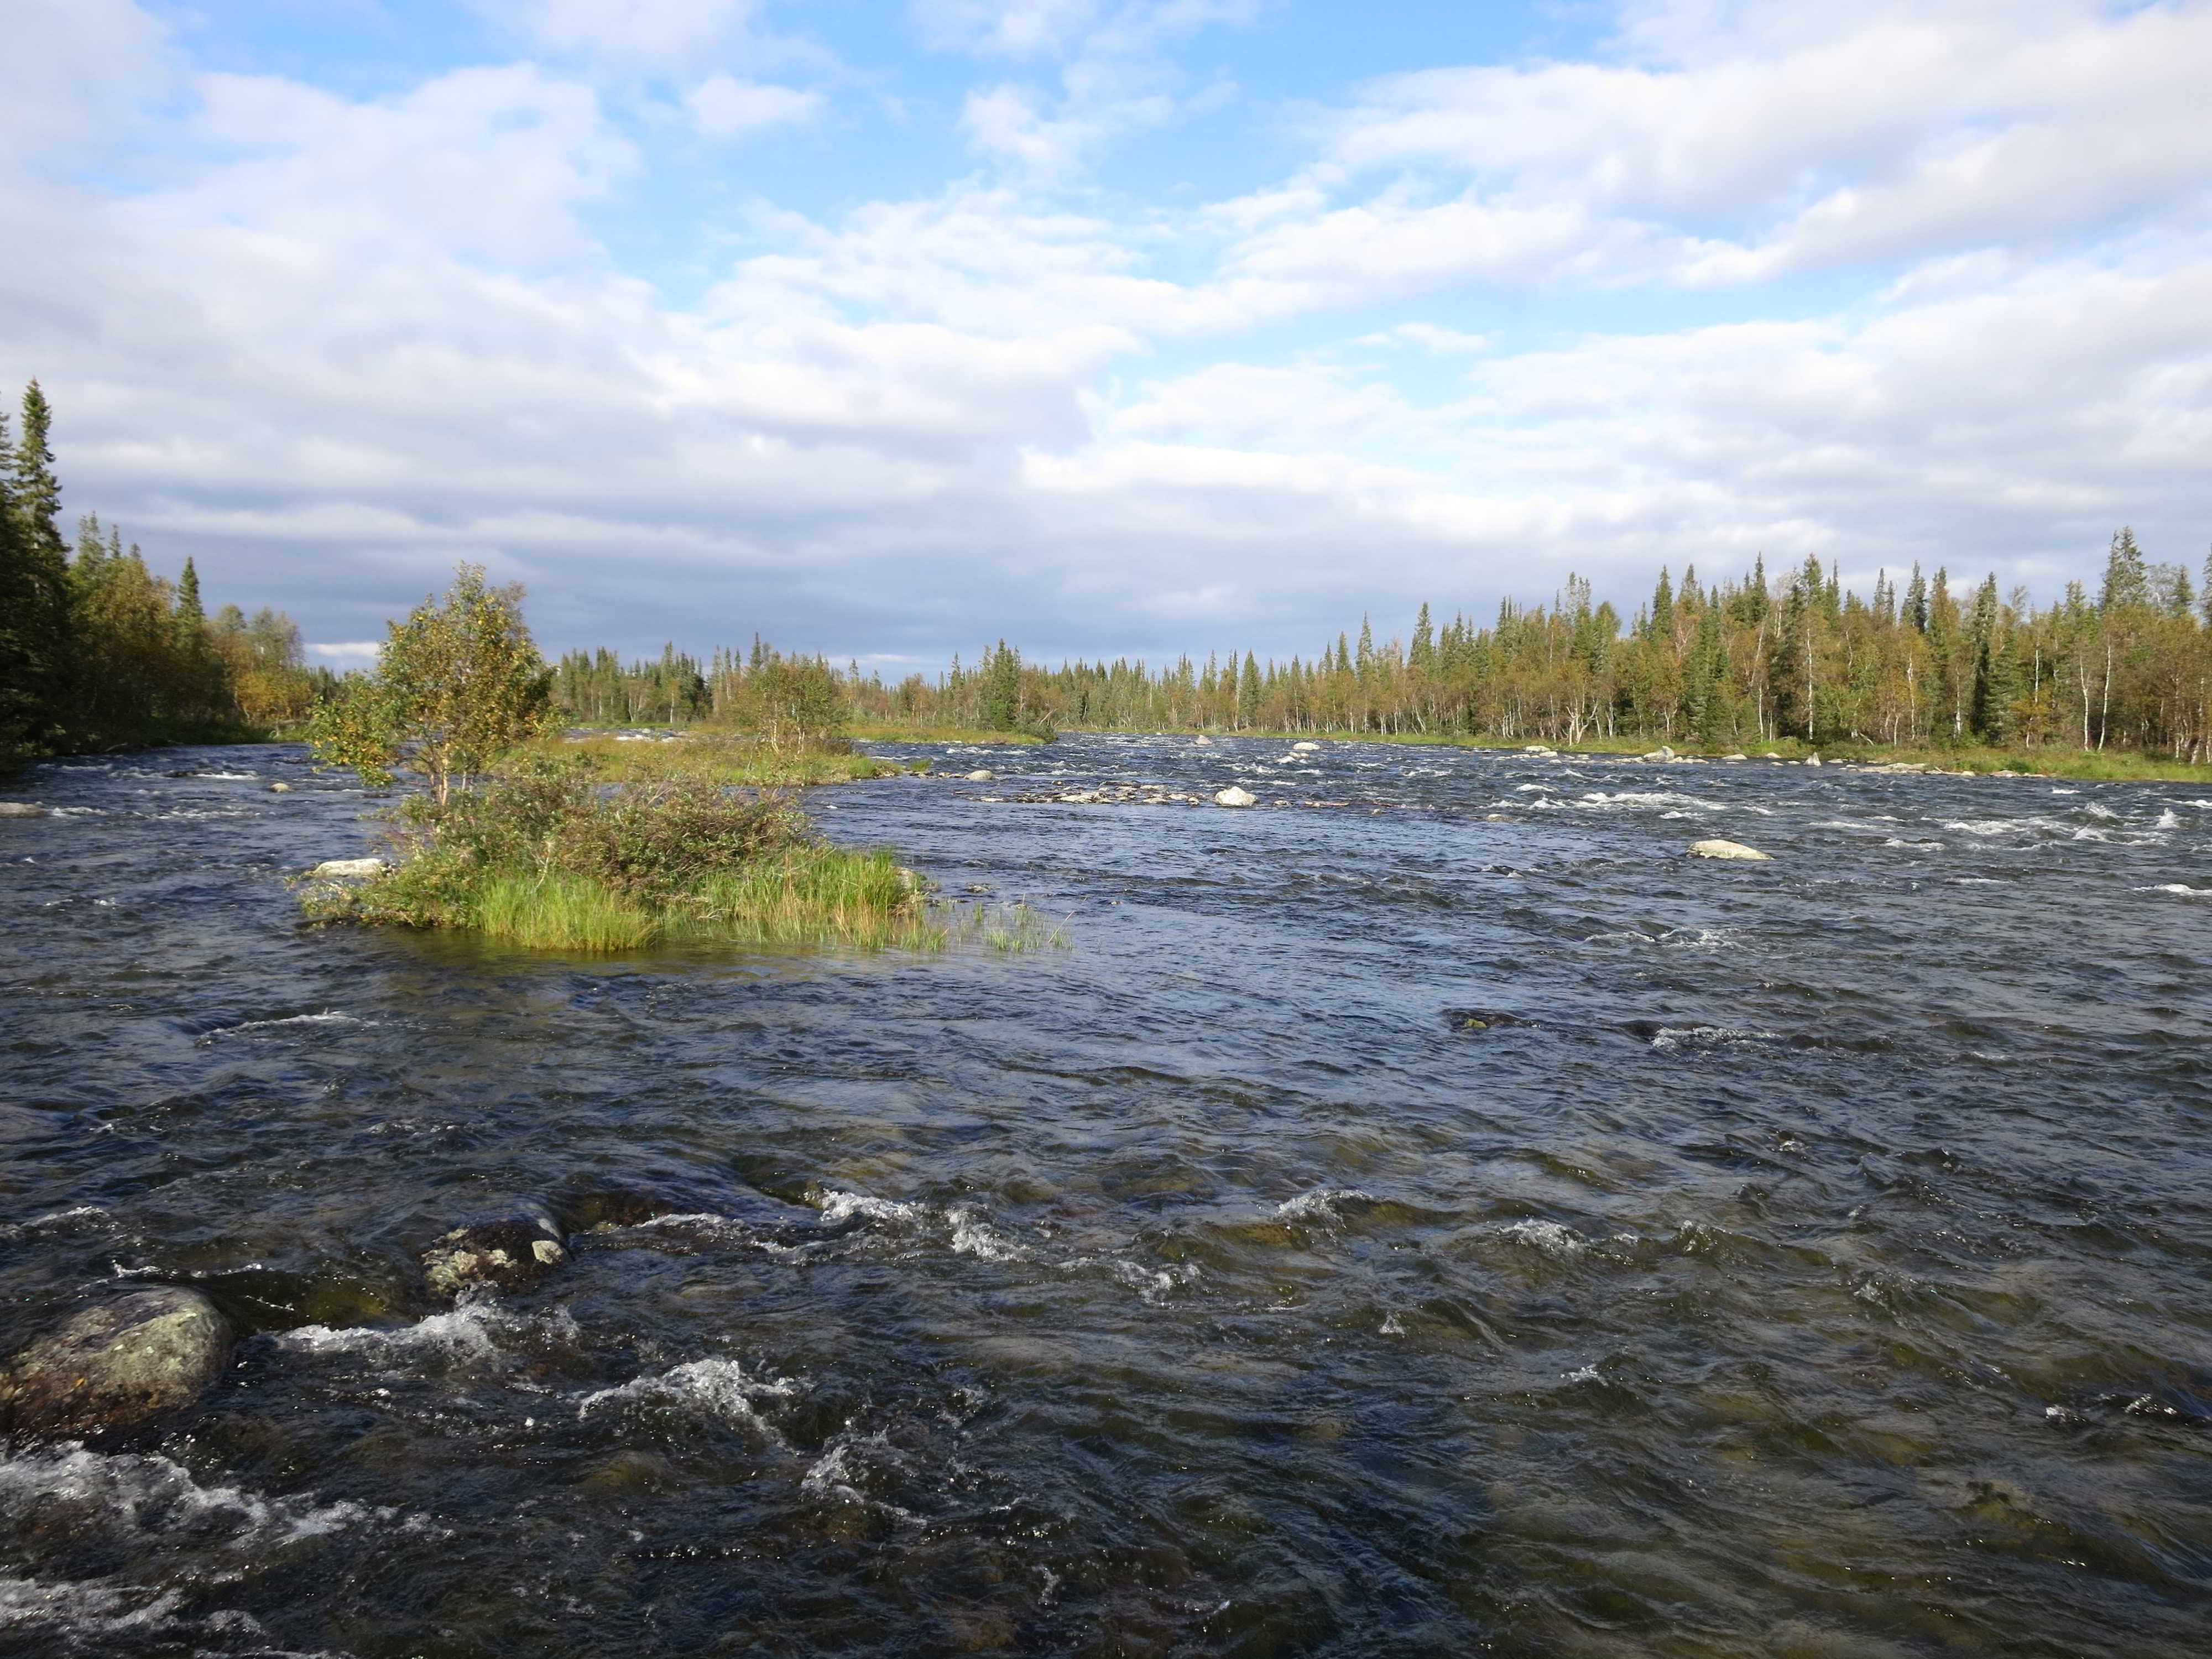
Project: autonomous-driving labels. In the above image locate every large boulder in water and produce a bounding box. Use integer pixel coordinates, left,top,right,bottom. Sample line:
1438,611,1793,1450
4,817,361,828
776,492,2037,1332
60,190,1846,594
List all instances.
0,801,46,817
1214,786,1257,808
1689,839,1774,861
1,1289,233,1438
421,1207,571,1300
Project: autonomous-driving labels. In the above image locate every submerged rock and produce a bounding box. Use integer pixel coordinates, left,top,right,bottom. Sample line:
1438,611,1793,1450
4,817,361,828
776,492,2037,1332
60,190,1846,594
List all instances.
1214,786,1258,808
1444,1008,1533,1034
309,857,386,879
0,801,45,817
420,1207,571,1300
1689,839,1775,861
1,1289,233,1438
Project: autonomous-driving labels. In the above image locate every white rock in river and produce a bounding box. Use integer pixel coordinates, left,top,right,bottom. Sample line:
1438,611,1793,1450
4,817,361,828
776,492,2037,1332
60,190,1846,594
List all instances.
268,781,291,792
1192,734,1214,746
1291,741,1319,753
964,769,995,782
1214,786,1258,808
1804,754,1822,767
310,857,386,878
0,801,44,816
1689,839,1774,861
1640,745,1676,761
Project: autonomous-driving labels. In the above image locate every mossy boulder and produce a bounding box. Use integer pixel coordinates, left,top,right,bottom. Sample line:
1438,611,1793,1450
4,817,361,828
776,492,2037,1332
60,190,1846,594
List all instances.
1,1289,233,1438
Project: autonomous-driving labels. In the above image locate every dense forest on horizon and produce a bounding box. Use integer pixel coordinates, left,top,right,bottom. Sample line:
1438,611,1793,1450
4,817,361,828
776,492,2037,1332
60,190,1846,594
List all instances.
554,535,2212,762
0,381,321,773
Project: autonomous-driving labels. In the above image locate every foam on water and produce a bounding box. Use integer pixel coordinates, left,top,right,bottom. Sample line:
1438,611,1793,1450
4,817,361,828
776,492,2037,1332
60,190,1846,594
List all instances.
801,1428,920,1521
0,1204,112,1239
1275,1187,1374,1224
278,1293,578,1369
1574,791,1722,813
2135,884,2212,896
946,1204,1030,1261
200,1010,369,1040
1504,1219,1589,1258
1585,926,1740,950
815,1191,926,1228
576,1358,799,1441
816,1190,1030,1262
0,1443,403,1548
1647,1025,1781,1052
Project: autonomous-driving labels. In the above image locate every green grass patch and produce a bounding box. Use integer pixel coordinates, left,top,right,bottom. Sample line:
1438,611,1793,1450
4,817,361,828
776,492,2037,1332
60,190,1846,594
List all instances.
475,872,660,951
298,753,1062,955
541,733,907,786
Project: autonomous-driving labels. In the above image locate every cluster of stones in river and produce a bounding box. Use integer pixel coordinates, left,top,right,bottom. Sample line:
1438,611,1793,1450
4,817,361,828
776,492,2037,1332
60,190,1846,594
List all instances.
0,1188,843,1443
1,1205,580,1443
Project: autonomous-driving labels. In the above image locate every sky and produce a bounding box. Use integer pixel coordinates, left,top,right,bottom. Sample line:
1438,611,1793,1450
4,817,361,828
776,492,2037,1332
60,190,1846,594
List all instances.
3,1,2207,672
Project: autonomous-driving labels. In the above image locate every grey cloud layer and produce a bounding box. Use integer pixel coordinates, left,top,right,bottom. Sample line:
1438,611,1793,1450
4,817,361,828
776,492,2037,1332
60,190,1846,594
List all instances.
1,0,2205,668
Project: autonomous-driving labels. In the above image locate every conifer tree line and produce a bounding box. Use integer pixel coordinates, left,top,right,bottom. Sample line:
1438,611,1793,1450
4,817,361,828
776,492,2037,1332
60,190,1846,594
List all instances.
0,380,320,771
558,538,2212,761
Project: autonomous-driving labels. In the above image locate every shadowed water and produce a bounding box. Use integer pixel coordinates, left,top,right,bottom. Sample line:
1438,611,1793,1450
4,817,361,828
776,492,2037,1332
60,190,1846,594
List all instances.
2,735,2209,1657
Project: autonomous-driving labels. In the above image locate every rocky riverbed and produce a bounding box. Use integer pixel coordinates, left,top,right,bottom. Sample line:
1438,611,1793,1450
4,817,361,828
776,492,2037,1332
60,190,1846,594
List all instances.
2,733,2209,1657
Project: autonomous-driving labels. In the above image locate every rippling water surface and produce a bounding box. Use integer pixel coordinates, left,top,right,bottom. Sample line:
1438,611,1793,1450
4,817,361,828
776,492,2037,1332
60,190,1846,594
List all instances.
3,735,2210,1657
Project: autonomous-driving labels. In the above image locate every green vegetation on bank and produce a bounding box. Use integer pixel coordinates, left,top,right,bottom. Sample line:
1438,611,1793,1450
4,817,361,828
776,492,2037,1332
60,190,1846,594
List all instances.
847,722,1048,747
304,568,1053,954
1184,727,2212,781
544,534,2212,773
0,381,320,773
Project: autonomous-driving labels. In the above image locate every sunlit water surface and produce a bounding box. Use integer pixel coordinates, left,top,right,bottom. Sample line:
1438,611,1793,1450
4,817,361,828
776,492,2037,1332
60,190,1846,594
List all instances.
3,735,2209,1658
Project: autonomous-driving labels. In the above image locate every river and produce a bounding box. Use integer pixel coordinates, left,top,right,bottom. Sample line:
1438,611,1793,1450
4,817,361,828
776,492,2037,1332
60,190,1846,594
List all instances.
2,734,2209,1657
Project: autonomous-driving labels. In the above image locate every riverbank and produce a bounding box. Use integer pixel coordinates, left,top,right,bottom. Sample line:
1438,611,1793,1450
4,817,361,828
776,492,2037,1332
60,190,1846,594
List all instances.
847,721,1051,746
1042,726,2212,783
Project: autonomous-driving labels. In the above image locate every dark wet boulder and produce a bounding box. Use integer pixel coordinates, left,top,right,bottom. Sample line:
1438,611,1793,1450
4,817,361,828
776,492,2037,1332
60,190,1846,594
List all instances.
420,1206,571,1299
1,1289,233,1438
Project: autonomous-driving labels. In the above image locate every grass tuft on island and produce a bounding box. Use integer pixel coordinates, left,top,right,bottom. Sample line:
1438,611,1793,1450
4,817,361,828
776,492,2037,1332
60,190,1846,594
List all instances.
543,732,911,785
299,755,1061,954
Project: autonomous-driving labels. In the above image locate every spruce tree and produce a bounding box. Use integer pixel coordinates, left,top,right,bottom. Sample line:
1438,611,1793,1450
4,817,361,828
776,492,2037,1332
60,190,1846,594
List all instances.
1905,564,1929,633
2,383,74,753
2100,527,2149,612
1647,566,1674,641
